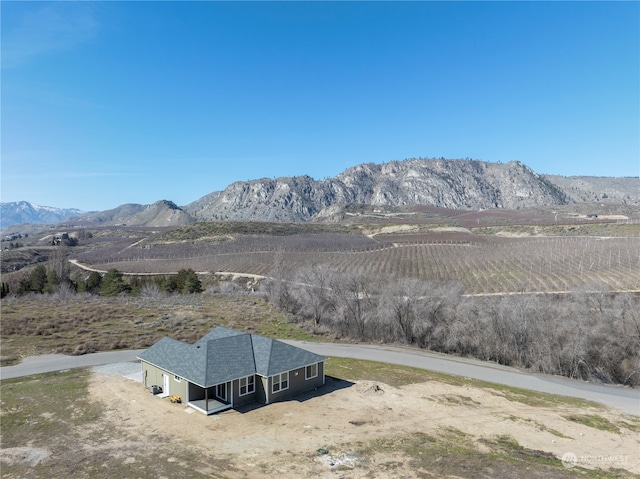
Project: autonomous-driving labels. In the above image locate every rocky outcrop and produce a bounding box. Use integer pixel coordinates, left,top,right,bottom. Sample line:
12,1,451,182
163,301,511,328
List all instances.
185,158,574,222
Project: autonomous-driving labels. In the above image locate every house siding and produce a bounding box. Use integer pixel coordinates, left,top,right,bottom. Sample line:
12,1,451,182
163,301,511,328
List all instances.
141,362,187,400
268,362,325,404
232,376,258,407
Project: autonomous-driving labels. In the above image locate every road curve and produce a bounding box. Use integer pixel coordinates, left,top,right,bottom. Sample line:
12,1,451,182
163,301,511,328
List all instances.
1,342,638,416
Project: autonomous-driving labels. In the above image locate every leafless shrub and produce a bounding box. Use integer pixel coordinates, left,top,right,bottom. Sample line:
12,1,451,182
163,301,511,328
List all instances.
283,263,640,386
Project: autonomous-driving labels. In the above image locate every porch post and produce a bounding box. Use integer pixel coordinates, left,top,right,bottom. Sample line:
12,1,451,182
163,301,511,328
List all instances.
265,376,270,405
205,388,209,412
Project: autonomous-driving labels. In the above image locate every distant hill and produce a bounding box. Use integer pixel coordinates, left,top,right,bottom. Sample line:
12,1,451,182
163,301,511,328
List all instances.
72,200,195,227
0,201,86,230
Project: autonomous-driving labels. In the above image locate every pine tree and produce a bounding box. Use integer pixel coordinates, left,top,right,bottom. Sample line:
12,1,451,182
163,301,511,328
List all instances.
85,271,102,293
29,265,47,294
100,269,130,296
44,269,60,294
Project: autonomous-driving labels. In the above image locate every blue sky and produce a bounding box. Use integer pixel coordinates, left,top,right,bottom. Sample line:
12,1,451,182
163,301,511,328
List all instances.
2,1,638,211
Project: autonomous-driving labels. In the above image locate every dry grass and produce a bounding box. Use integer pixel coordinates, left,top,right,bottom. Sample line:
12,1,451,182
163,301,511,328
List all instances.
0,293,320,366
0,370,238,479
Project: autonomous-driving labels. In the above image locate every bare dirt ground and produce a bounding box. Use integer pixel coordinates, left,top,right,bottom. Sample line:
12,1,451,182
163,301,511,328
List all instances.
82,371,639,478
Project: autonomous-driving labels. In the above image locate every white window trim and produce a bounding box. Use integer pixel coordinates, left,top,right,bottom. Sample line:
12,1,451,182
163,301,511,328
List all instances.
305,363,318,380
239,375,255,397
272,371,289,394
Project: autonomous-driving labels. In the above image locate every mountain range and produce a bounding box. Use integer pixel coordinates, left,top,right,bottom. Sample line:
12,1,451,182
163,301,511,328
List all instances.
2,158,638,229
0,201,87,230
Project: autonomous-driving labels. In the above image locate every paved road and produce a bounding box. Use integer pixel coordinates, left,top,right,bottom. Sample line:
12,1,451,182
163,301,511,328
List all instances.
1,342,638,416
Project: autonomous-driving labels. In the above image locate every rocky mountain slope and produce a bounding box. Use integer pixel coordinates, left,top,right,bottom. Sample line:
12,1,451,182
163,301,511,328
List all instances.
543,175,639,204
184,159,575,222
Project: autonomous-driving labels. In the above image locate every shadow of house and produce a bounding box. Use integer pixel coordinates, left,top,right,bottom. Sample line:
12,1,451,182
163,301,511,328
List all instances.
232,375,355,414
138,327,328,415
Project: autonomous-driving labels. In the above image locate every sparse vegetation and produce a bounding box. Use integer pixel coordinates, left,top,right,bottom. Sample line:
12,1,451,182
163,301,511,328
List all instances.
0,293,318,365
0,370,237,478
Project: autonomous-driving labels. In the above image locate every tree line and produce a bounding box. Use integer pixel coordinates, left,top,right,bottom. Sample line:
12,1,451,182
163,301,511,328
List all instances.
264,263,640,386
5,264,203,297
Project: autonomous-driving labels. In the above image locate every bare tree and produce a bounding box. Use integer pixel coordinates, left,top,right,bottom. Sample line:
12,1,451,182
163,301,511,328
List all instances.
412,282,462,351
262,249,299,313
379,278,429,344
329,268,379,339
291,264,336,326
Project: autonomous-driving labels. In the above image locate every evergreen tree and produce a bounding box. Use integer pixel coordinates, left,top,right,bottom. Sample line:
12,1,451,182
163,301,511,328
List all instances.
100,269,130,296
85,271,102,293
44,269,60,294
162,275,178,293
128,276,147,296
175,268,203,294
183,271,203,294
29,265,47,294
1,282,10,298
17,277,32,296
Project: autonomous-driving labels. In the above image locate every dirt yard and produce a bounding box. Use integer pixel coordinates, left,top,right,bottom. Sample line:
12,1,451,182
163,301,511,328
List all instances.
83,369,639,478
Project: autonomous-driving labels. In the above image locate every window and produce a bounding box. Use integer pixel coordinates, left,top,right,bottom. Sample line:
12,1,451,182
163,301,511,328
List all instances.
216,383,227,401
173,375,181,382
239,375,255,396
305,363,318,380
272,372,289,393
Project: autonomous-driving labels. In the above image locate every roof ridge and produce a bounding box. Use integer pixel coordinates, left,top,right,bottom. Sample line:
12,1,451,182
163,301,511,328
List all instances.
265,336,275,376
202,339,209,386
248,334,259,375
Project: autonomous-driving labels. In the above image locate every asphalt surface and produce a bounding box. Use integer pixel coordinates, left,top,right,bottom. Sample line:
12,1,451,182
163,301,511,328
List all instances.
1,342,638,416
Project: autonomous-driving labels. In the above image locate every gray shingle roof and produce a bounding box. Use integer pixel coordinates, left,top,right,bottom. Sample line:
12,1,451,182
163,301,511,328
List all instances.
138,327,326,387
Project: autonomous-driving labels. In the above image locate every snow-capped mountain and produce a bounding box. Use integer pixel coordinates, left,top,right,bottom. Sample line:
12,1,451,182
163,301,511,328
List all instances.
0,201,86,230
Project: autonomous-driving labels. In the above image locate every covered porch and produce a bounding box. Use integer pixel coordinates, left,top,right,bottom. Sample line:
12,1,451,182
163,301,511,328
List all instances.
188,398,232,415
187,380,233,415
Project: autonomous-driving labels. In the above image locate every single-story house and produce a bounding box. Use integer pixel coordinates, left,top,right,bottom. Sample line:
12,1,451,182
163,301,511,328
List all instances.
137,327,327,415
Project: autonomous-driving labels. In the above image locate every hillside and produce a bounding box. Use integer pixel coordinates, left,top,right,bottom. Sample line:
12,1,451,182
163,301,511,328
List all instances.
70,201,194,228
543,175,639,204
183,159,575,222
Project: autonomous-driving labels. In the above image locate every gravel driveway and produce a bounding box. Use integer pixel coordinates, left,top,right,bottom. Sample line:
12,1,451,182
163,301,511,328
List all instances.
92,361,142,382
